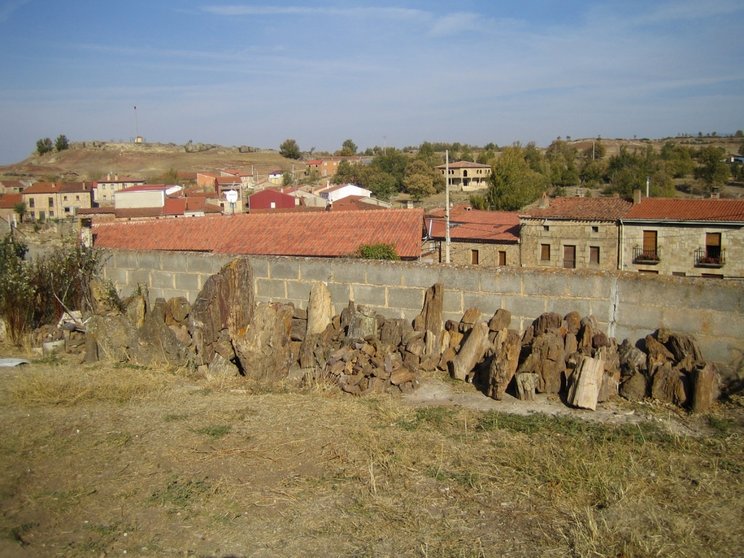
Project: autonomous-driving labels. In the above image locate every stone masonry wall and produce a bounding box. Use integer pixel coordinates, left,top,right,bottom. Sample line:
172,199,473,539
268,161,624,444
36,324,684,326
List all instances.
101,249,744,376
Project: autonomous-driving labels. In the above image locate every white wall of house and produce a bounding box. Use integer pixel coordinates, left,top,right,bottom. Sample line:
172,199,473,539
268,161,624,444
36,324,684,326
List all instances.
115,190,165,209
322,184,371,202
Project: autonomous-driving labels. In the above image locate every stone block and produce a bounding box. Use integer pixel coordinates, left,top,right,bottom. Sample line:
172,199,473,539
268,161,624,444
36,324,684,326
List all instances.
443,290,463,314
330,260,367,284
159,251,185,273
351,284,387,307
286,280,313,304
438,267,480,293
366,263,404,287
269,259,300,280
480,271,522,295
136,251,161,271
150,272,175,290
299,260,332,282
255,278,286,299
175,273,200,292
248,257,270,278
401,266,444,288
502,295,547,322
462,293,503,317
128,269,150,288
387,287,425,311
327,283,351,307
187,253,232,274
111,249,138,269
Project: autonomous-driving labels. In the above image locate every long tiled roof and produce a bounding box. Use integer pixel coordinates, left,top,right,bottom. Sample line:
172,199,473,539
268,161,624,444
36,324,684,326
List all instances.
0,193,22,209
426,205,519,242
93,208,424,258
23,181,92,194
521,196,632,221
623,198,744,222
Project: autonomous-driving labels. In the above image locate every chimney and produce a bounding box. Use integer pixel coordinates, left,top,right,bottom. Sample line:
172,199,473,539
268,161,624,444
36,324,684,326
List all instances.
710,186,720,199
633,189,642,205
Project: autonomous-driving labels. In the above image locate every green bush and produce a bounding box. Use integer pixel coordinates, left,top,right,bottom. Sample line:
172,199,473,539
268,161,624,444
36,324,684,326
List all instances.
355,243,399,260
0,236,34,344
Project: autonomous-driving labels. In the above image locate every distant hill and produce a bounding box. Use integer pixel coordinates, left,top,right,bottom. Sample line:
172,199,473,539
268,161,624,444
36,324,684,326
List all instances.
0,141,304,182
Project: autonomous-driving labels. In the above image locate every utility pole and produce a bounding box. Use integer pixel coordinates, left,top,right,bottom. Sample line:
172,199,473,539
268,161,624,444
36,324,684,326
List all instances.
445,150,451,264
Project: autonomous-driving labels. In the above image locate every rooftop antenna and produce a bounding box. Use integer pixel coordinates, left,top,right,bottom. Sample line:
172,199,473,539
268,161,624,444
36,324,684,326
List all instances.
134,105,139,138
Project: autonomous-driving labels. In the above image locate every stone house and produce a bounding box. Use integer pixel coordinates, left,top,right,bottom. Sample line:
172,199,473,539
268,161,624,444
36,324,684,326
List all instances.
93,174,145,206
22,182,93,221
620,196,744,278
519,196,632,271
423,205,520,267
435,161,492,192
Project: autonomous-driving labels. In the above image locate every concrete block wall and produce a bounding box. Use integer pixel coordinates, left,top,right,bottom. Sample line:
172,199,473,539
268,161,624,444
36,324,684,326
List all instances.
101,249,744,375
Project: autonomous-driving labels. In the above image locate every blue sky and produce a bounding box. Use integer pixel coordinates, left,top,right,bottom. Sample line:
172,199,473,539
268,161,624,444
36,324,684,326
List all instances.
0,0,742,164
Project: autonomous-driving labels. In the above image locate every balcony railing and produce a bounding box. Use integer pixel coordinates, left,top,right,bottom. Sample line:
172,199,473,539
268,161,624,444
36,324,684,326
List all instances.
694,247,725,268
633,246,660,264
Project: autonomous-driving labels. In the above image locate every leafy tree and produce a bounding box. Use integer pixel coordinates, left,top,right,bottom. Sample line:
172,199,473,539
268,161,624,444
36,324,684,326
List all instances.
355,243,399,260
13,202,26,223
476,149,496,165
660,142,695,178
545,139,579,186
404,159,438,200
364,167,398,200
0,235,33,343
416,142,437,166
332,160,359,185
279,138,301,160
485,145,549,210
738,142,744,156
582,139,606,160
579,159,607,187
695,146,730,188
282,172,294,186
55,134,69,152
370,148,408,193
523,142,546,174
338,139,357,156
605,145,674,197
36,137,53,155
468,194,488,209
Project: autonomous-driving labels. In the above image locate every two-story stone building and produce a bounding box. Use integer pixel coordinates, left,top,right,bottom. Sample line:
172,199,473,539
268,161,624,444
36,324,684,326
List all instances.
435,161,492,192
93,175,145,206
620,196,744,278
424,205,520,266
519,195,633,271
22,182,93,221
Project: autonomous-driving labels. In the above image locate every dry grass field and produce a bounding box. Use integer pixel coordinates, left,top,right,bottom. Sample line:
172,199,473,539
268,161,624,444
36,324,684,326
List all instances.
1,351,743,557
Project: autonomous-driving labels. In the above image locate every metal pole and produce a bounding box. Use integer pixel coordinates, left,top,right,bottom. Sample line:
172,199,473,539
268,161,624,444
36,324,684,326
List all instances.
445,150,451,264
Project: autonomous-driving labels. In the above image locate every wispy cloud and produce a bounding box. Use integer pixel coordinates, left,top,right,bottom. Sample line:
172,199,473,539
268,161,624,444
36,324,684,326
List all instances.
0,0,30,23
201,4,424,20
428,12,481,37
637,0,743,24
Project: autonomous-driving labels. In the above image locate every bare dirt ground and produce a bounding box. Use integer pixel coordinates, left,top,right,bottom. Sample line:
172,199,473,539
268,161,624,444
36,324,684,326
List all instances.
1,348,743,558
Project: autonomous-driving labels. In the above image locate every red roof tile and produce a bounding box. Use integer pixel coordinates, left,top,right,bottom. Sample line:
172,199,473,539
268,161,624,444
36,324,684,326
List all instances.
426,205,520,242
93,209,424,258
521,196,632,221
623,198,744,222
329,196,386,211
0,193,22,209
23,181,91,194
118,184,170,193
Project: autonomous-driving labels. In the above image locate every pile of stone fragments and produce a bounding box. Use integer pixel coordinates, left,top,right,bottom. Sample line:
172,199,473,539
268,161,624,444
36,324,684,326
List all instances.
54,258,718,412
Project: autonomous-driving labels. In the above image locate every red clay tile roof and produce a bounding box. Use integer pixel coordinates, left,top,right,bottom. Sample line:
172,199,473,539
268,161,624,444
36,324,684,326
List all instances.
0,193,22,209
623,198,744,223
23,182,92,194
426,205,520,242
93,209,424,258
520,196,632,221
329,196,386,211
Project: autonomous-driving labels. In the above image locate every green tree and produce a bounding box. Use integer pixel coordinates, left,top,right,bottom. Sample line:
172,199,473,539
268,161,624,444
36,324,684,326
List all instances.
338,139,357,156
282,172,294,186
403,159,438,201
13,202,26,223
55,134,69,152
370,148,408,193
485,145,549,210
279,138,301,160
36,137,53,155
695,146,730,188
545,139,579,186
0,235,33,344
660,142,694,178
